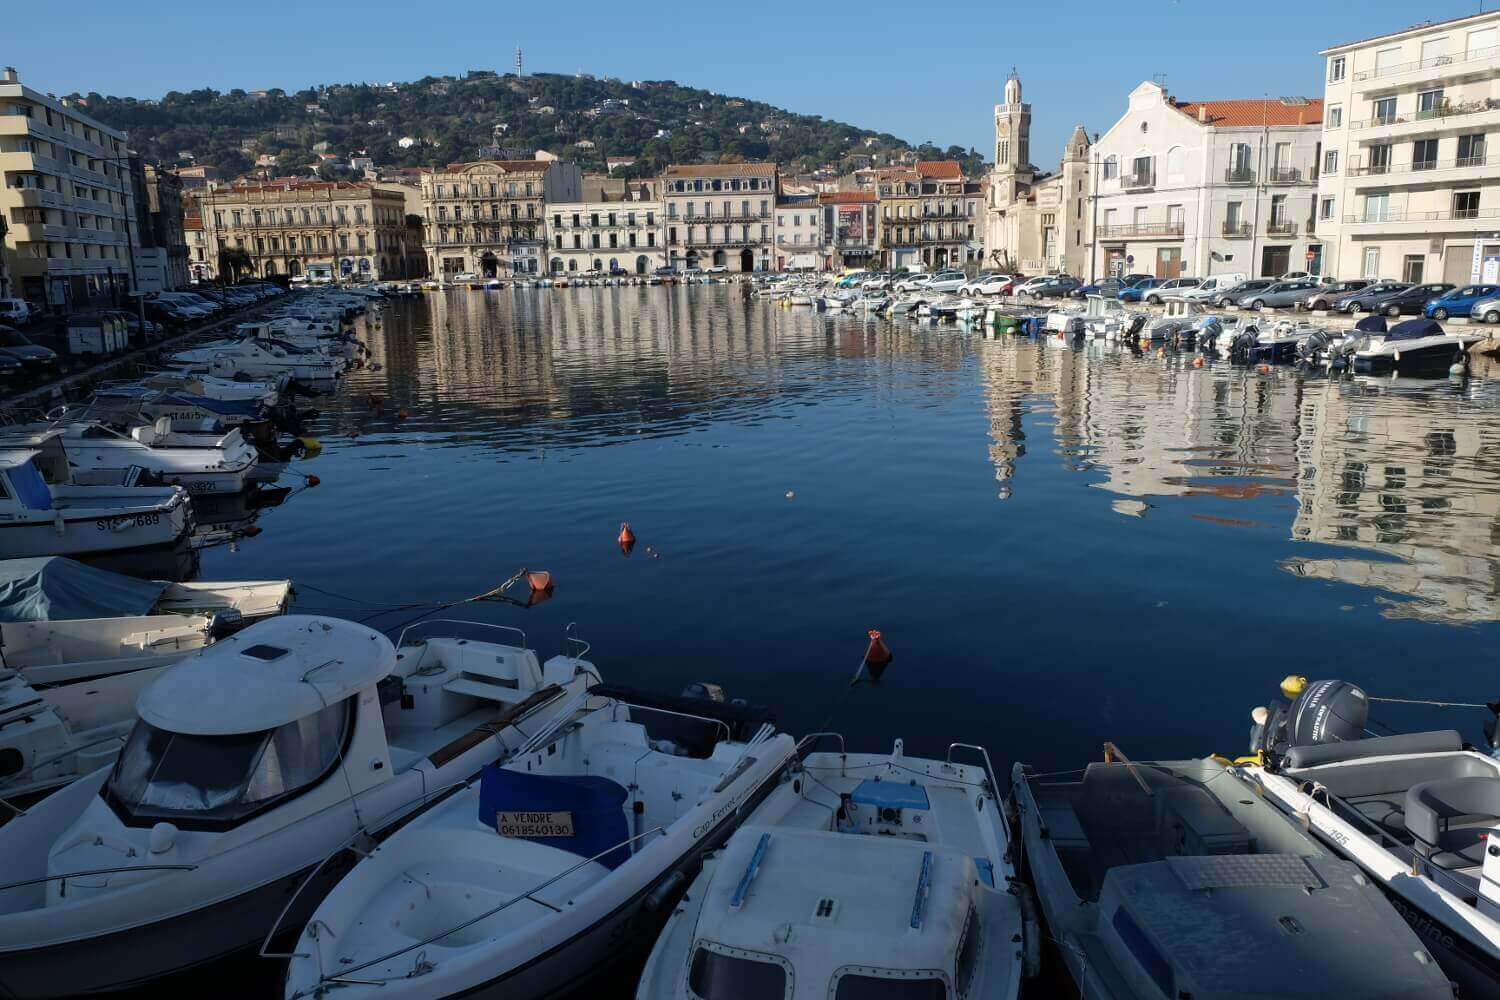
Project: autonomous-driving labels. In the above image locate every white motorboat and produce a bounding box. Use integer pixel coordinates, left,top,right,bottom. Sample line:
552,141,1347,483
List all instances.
1142,298,1211,342
1351,317,1485,374
167,339,344,383
1242,677,1500,996
236,320,365,359
0,421,260,496
1044,301,1087,333
0,438,192,559
135,371,288,407
0,616,602,998
0,556,293,803
637,738,1027,1000
1014,748,1453,1000
282,686,796,1000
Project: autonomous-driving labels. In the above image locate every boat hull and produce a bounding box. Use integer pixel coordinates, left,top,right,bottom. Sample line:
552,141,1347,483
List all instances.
0,506,190,559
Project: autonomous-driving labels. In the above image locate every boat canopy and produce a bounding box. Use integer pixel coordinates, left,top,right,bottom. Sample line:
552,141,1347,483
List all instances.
1388,318,1444,341
0,556,167,622
138,616,395,735
1354,315,1388,333
4,457,52,511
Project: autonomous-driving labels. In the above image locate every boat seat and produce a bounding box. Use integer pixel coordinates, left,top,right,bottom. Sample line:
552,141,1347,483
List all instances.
1283,730,1462,769
1406,777,1500,869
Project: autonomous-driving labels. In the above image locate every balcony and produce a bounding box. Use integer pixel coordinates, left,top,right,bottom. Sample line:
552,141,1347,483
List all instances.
1221,221,1252,238
1097,222,1184,240
1347,152,1495,186
1350,98,1500,135
1122,168,1155,191
1267,167,1308,185
1224,167,1256,186
1352,44,1500,89
1340,206,1500,233
1266,220,1298,237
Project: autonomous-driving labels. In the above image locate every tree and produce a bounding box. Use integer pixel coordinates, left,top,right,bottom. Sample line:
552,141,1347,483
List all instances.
218,246,253,282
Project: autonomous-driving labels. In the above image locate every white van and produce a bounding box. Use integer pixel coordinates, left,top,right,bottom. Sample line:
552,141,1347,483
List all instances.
1181,273,1248,303
0,299,33,326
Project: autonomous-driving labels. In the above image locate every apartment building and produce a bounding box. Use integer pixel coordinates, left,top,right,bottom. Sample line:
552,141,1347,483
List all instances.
1317,11,1500,283
548,178,663,274
183,211,210,281
774,194,822,270
872,167,922,270
820,190,878,271
913,161,979,270
133,162,189,291
422,158,582,278
661,162,777,272
202,180,415,281
1088,81,1323,280
0,66,141,312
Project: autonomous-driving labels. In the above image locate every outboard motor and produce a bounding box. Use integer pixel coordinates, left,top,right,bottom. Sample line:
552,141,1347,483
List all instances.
1229,325,1260,362
1297,329,1332,364
1194,316,1223,350
1251,677,1369,762
1126,313,1148,338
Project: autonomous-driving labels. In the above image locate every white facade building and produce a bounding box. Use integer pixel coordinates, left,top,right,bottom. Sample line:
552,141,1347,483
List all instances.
1316,11,1500,283
774,196,822,270
547,199,663,275
1088,82,1323,280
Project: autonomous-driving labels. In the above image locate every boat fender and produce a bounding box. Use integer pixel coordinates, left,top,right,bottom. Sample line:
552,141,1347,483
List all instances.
148,822,177,855
643,871,688,913
1012,881,1043,979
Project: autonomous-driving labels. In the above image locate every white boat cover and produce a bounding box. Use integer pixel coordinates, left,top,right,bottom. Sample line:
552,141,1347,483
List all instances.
0,557,168,623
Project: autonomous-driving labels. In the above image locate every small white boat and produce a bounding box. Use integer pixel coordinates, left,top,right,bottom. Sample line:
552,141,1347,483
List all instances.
0,616,602,998
1351,317,1485,374
0,421,260,496
637,738,1026,1000
167,339,344,384
0,437,192,559
283,686,796,1000
1243,677,1500,996
135,372,286,407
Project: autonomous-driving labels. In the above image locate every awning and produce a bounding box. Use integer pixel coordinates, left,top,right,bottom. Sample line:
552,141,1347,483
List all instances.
0,557,168,622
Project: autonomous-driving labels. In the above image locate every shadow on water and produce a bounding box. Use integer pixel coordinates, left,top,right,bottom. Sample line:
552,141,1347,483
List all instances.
155,284,1500,995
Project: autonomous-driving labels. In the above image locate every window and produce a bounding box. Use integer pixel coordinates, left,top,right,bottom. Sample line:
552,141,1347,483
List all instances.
1469,26,1498,57
1364,191,1391,223
1412,139,1438,171
1363,247,1381,278
832,975,946,1000
1226,201,1242,226
1166,146,1184,183
1368,143,1392,174
1403,255,1425,283
1454,190,1481,219
1326,104,1343,128
1458,133,1486,167
1373,97,1397,125
1323,149,1339,175
106,698,352,827
1167,204,1184,230
1417,89,1445,118
1320,197,1336,220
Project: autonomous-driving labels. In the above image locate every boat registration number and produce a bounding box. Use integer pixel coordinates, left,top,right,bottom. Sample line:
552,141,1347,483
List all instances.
497,811,574,838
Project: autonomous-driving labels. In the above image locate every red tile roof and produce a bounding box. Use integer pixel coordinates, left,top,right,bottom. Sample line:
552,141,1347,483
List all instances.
916,161,963,180
1169,98,1324,127
818,191,875,204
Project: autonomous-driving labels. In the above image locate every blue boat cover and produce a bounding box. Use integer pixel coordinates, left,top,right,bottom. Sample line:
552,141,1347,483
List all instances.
167,392,263,419
851,779,930,811
0,557,167,622
1389,318,1444,341
6,460,52,513
478,767,631,868
1354,315,1388,333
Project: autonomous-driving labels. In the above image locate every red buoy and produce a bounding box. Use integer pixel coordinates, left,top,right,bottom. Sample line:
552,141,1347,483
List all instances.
864,629,893,681
618,522,636,555
527,570,554,592
305,475,321,488
242,525,263,538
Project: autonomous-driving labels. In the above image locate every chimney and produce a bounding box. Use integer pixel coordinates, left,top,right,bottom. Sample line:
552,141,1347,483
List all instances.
1198,104,1207,124
1,67,16,84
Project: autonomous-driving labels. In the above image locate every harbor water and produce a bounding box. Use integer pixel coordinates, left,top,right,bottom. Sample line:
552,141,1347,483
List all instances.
193,284,1500,777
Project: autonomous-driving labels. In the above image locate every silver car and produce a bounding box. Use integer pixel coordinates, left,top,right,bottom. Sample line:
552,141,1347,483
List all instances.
1236,280,1321,310
1471,294,1500,324
1143,277,1203,305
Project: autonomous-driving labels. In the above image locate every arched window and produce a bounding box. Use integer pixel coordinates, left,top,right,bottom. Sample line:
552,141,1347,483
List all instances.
1166,146,1185,183
568,259,577,272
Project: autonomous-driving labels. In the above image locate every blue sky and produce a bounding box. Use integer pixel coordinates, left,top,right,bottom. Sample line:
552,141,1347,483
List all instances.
8,1,1495,162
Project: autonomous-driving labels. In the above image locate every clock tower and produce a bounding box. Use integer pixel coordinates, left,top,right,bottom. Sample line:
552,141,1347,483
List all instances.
993,69,1033,199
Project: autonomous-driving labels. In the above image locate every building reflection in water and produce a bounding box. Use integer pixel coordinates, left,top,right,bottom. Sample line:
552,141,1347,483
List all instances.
979,339,1500,624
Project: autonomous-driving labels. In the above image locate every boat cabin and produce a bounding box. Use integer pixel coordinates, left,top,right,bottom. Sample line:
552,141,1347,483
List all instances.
0,448,62,513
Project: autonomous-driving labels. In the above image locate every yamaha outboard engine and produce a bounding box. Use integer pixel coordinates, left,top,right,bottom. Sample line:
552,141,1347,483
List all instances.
1126,313,1148,338
1251,677,1368,762
1194,316,1223,350
1297,329,1332,364
1229,325,1260,363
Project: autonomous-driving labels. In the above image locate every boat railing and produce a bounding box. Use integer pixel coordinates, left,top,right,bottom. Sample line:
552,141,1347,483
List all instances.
396,618,527,651
563,621,590,662
606,700,733,747
947,742,1001,798
0,864,198,895
316,824,668,985
10,735,130,802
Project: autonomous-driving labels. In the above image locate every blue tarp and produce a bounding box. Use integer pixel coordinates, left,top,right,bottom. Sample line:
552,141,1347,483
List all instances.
1389,318,1444,341
1354,315,1388,333
168,392,263,419
851,779,930,811
478,767,630,868
7,460,51,512
0,557,167,622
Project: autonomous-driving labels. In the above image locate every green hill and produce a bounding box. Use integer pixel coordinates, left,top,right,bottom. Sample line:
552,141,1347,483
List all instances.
74,72,985,181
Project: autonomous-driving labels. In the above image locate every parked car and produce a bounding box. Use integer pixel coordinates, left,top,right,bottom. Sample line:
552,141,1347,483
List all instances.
0,351,24,380
1015,274,1070,297
923,272,969,293
1369,282,1455,317
1146,277,1203,304
894,272,946,292
0,298,34,327
1119,273,1153,286
1033,276,1083,298
1237,280,1322,310
0,326,59,369
1278,271,1326,283
1334,281,1410,313
1471,294,1500,324
1209,279,1275,308
704,265,728,274
1071,279,1123,299
1118,277,1163,303
1425,284,1500,320
1302,280,1371,311
959,273,1005,295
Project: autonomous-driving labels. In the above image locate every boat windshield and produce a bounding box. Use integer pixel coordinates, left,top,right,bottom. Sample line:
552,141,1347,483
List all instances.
688,946,790,1000
105,697,352,827
832,975,948,1000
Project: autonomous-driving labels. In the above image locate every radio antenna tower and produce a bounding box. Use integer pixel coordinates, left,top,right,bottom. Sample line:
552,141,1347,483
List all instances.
515,46,524,75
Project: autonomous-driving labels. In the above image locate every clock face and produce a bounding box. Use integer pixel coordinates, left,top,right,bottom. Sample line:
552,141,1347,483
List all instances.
997,120,1010,138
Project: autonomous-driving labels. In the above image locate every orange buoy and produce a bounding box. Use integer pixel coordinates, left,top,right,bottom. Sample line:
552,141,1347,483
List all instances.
618,522,636,555
526,570,554,592
1257,364,1271,375
863,629,893,681
242,525,263,537
1156,347,1166,358
1193,357,1205,368
305,475,320,487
